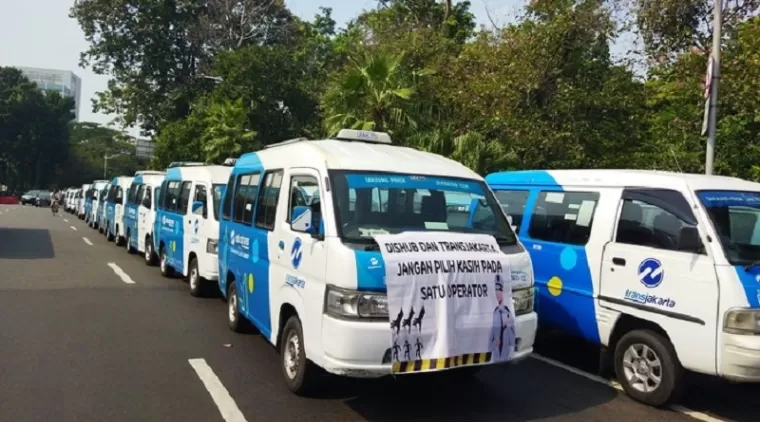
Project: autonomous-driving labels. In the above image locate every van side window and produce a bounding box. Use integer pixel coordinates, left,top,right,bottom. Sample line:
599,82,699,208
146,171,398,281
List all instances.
233,174,261,225
528,191,599,245
115,186,124,203
493,190,530,232
615,199,700,252
152,187,158,210
193,185,208,219
165,181,181,212
222,174,235,221
134,185,145,205
178,181,192,214
255,170,283,231
288,175,321,232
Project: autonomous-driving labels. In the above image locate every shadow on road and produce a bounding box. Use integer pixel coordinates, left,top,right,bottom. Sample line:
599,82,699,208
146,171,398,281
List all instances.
302,360,618,421
535,329,759,422
0,228,55,259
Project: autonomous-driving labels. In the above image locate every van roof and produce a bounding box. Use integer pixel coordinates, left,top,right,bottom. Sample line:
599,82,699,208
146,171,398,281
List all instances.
166,165,231,184
236,139,480,181
485,169,760,192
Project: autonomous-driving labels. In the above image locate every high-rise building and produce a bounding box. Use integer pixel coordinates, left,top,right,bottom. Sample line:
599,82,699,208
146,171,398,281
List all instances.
16,66,82,121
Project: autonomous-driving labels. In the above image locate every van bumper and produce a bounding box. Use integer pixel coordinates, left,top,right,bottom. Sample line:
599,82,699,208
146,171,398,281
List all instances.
199,253,219,281
320,311,538,378
720,333,760,381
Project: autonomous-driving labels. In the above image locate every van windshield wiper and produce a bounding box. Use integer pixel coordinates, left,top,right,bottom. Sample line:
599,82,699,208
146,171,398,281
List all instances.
743,260,760,271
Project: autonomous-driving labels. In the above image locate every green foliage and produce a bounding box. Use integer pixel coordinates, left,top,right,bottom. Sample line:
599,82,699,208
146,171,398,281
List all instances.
70,0,760,183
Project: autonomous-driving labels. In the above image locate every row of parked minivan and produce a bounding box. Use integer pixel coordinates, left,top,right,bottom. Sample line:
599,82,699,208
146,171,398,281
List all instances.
60,129,760,406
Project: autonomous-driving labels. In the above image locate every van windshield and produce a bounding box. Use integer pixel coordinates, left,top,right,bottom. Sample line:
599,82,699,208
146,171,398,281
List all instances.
328,171,516,246
697,190,760,265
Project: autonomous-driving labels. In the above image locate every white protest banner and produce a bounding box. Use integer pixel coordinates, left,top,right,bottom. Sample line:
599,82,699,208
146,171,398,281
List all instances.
374,231,516,374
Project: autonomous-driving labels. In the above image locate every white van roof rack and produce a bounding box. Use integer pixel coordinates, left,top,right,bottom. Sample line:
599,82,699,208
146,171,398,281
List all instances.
168,161,206,168
334,129,392,145
134,170,165,176
264,137,309,149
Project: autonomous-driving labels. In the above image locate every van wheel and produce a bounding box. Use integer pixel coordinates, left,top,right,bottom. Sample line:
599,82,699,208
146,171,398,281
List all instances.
115,226,125,246
126,230,136,254
106,223,115,242
281,315,318,395
614,329,683,407
145,236,158,266
159,245,173,277
188,257,208,297
227,283,249,332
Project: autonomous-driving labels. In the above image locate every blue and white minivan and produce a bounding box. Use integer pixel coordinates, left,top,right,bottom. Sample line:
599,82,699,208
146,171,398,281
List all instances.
154,164,230,296
77,184,90,219
217,130,538,394
87,180,110,229
96,182,111,232
104,176,133,246
485,169,760,406
124,170,166,262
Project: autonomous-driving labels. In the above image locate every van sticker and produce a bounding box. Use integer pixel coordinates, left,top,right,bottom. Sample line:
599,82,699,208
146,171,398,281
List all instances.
755,274,760,283
624,289,676,308
424,221,449,230
568,203,580,209
563,213,577,221
368,256,382,270
193,219,199,234
291,238,303,269
544,192,564,203
576,200,596,227
638,258,664,288
285,274,305,289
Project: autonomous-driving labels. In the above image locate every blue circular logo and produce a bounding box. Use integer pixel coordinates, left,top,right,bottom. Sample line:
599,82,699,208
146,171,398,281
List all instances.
291,238,303,269
638,258,664,288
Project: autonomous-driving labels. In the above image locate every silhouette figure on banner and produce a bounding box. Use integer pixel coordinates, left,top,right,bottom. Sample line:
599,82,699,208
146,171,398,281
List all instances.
412,305,425,332
490,274,516,362
403,339,411,360
390,308,404,335
401,306,415,333
414,338,424,359
392,339,401,361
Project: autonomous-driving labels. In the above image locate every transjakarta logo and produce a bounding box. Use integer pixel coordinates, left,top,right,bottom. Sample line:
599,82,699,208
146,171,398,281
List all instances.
229,230,250,249
624,289,676,308
368,256,382,270
162,216,175,228
128,208,137,218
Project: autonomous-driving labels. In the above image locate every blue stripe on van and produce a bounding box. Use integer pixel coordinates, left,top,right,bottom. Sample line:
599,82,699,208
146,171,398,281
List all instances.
487,170,601,344
354,251,387,291
166,167,182,180
733,267,760,309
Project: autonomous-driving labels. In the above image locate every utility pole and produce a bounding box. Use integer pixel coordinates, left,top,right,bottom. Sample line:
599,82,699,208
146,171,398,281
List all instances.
104,152,123,178
705,0,723,175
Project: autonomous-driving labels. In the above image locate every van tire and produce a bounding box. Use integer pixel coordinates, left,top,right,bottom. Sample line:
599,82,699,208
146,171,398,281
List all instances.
227,283,249,333
280,315,317,395
159,245,173,277
115,226,125,246
614,329,683,407
188,257,208,297
126,230,136,254
145,236,158,266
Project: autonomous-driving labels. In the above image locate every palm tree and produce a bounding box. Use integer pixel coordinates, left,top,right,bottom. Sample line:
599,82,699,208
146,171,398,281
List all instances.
322,52,420,136
201,98,256,164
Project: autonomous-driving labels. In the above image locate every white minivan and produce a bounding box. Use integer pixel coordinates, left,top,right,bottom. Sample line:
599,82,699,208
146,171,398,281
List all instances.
154,164,230,296
216,130,538,394
104,176,134,246
485,169,760,406
124,171,166,263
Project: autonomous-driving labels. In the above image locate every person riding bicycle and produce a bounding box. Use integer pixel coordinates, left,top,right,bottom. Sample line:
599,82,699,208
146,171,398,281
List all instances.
52,189,61,215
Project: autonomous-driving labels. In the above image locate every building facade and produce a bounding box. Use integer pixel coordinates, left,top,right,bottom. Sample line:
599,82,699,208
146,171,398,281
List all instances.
17,66,82,121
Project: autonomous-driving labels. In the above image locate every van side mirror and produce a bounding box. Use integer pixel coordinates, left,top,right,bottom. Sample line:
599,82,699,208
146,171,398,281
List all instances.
142,196,151,208
291,206,314,233
191,200,204,215
677,226,701,252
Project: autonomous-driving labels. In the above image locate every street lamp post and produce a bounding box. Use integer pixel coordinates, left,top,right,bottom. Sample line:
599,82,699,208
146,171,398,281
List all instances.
705,1,723,175
104,152,125,178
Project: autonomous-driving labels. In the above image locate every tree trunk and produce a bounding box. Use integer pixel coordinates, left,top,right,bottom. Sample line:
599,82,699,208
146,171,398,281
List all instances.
443,0,452,21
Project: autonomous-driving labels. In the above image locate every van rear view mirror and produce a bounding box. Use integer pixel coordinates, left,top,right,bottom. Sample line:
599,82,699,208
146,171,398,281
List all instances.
677,226,701,252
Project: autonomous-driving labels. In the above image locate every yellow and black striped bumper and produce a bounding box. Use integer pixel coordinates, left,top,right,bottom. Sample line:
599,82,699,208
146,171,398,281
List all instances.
392,352,492,374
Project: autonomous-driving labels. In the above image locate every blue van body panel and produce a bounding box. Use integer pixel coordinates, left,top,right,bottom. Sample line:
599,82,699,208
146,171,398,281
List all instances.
487,170,601,344
125,175,143,247
219,152,273,336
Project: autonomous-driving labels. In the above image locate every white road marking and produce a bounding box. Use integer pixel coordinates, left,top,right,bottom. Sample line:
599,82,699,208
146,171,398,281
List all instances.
70,226,77,231
531,354,728,422
83,237,93,246
188,358,248,422
107,262,135,284
63,218,69,222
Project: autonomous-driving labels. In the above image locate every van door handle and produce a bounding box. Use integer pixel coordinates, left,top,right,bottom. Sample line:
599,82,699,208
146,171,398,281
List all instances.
612,257,626,266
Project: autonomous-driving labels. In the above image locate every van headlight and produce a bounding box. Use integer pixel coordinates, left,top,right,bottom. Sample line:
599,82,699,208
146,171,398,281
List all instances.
206,239,218,254
324,285,388,320
513,287,534,315
723,309,760,335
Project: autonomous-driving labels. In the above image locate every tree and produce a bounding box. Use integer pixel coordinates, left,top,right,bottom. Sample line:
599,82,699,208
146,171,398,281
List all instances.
201,98,256,164
322,52,422,135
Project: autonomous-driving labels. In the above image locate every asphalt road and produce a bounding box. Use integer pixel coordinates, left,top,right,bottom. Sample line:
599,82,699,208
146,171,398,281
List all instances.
0,204,756,422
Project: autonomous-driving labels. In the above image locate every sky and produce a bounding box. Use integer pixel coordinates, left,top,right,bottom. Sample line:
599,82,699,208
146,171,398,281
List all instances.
0,0,617,137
